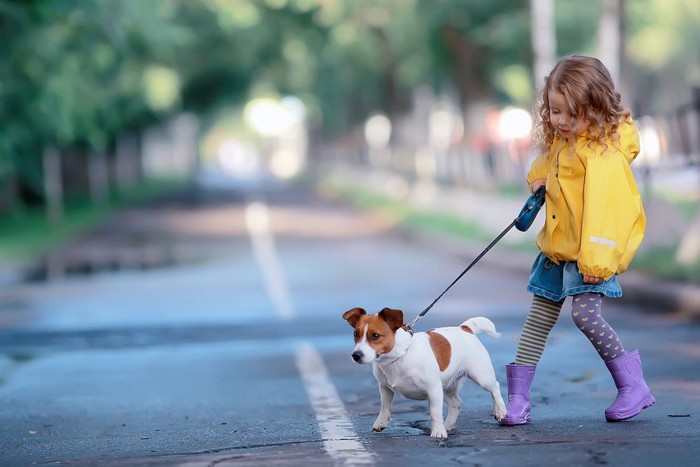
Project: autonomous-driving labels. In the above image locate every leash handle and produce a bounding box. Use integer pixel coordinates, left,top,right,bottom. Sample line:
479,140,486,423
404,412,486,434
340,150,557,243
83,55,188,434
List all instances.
514,186,546,232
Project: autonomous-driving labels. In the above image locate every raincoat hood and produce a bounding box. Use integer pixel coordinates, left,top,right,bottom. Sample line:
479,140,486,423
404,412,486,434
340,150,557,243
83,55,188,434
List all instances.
613,121,641,164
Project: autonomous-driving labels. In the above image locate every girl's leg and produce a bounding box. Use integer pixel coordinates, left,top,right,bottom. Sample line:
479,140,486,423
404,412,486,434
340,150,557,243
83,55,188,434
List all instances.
570,292,625,361
501,295,563,426
570,292,655,421
515,295,564,365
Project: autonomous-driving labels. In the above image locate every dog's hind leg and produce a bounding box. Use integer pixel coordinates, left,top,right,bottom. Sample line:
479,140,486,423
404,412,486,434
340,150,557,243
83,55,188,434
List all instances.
468,367,507,422
444,384,462,431
372,383,394,432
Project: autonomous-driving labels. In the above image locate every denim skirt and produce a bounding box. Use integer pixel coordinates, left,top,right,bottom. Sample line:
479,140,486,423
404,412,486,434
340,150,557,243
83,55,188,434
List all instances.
526,253,622,302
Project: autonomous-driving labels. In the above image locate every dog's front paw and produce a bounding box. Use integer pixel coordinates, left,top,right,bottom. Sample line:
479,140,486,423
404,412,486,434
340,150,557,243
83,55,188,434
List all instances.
430,425,448,438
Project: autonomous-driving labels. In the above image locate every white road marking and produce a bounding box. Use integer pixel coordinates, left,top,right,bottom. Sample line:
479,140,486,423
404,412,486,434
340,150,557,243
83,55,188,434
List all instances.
245,199,374,464
244,201,294,319
295,342,376,466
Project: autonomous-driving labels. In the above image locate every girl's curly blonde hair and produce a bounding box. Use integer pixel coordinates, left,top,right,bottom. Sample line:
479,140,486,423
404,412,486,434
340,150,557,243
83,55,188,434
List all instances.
534,55,631,154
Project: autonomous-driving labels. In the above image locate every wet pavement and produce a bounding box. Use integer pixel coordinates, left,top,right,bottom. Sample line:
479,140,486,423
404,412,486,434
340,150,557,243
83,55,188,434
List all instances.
0,177,698,466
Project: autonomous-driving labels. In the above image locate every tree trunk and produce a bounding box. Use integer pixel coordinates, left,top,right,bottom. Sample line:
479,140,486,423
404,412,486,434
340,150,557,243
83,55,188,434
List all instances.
1,166,23,216
597,0,623,87
89,150,110,208
676,209,700,265
43,147,64,226
115,133,139,194
441,24,491,107
530,0,556,88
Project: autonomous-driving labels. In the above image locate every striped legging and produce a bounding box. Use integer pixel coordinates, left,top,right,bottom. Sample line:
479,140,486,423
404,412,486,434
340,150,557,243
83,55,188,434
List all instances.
515,295,564,366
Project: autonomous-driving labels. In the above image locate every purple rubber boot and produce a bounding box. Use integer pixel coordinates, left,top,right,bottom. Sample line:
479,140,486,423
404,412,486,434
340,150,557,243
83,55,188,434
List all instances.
605,349,655,422
500,363,536,426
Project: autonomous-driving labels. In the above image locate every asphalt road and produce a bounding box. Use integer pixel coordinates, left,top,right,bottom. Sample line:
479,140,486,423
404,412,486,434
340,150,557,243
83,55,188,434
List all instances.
0,178,698,466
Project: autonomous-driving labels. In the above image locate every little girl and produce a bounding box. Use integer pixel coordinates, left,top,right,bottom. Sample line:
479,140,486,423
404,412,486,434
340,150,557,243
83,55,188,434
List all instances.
500,55,655,425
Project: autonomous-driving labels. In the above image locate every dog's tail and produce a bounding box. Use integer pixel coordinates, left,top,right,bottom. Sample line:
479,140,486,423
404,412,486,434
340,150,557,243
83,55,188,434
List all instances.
461,317,500,337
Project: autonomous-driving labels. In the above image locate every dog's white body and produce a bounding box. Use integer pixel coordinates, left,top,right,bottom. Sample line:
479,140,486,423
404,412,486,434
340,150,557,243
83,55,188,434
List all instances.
343,307,507,438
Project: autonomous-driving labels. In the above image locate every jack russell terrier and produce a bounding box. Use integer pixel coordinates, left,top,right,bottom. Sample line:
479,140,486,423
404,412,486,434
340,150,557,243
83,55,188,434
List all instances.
342,307,507,438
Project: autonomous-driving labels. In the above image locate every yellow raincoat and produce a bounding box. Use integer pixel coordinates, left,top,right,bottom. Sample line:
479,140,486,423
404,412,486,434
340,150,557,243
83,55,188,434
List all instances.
526,120,646,281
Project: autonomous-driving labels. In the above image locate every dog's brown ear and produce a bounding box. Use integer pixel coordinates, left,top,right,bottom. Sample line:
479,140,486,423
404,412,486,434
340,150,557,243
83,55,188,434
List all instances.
379,308,404,331
342,307,366,328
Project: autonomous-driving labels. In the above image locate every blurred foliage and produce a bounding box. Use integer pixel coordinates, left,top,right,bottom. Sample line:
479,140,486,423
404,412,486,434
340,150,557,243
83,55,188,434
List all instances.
626,0,700,113
0,0,698,210
634,246,700,284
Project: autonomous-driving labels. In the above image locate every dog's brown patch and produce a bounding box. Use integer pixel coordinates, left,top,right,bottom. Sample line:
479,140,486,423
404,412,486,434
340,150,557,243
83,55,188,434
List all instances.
427,331,451,371
460,325,474,334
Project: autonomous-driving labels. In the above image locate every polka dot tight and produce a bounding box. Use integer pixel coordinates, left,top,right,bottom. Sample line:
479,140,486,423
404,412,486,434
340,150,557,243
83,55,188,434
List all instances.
571,292,626,362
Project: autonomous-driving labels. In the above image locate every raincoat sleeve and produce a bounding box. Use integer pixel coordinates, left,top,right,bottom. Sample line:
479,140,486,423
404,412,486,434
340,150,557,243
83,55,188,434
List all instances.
578,146,645,280
527,152,549,188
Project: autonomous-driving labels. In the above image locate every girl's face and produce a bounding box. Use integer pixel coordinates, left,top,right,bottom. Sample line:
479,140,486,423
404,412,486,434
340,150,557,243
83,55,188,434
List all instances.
548,89,588,139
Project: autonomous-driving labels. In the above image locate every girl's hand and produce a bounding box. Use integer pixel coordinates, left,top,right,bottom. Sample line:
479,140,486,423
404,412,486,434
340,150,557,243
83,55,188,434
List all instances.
583,274,603,284
530,179,546,192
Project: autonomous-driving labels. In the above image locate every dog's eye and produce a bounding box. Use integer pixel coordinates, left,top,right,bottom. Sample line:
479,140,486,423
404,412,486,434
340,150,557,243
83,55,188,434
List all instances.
353,330,359,338
370,333,380,340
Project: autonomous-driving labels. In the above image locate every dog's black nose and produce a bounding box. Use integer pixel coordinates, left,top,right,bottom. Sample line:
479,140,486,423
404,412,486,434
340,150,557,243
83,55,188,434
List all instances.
351,351,363,362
